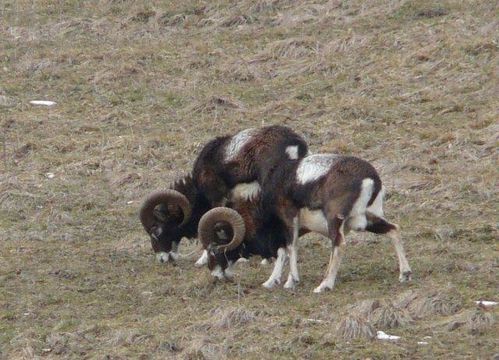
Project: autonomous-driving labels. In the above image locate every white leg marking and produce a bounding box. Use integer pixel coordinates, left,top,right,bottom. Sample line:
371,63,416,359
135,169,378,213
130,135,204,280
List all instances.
195,250,208,267
224,128,256,162
314,224,345,293
296,154,341,184
285,145,299,160
211,265,225,280
348,178,374,231
262,248,287,289
231,181,261,201
225,261,235,279
284,216,300,289
156,252,169,264
387,227,412,282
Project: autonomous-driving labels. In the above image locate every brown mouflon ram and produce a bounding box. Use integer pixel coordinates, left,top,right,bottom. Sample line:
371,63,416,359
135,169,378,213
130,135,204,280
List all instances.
198,153,412,293
139,126,308,265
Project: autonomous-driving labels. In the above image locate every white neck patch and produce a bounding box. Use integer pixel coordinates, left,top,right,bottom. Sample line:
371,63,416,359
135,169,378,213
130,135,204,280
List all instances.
296,154,340,184
224,128,257,162
231,181,261,201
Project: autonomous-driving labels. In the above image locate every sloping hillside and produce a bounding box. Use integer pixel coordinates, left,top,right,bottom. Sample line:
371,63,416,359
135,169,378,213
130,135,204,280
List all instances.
1,0,497,358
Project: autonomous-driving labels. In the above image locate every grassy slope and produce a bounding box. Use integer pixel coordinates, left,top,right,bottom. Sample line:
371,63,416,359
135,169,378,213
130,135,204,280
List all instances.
1,0,497,358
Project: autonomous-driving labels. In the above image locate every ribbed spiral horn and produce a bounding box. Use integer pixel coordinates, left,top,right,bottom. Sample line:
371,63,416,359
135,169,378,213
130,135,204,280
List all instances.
139,190,192,233
198,207,246,253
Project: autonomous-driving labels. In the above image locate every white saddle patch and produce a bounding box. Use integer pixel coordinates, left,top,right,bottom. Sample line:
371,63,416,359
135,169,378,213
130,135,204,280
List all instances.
299,208,328,236
296,154,340,184
224,128,256,162
286,145,299,160
231,181,261,201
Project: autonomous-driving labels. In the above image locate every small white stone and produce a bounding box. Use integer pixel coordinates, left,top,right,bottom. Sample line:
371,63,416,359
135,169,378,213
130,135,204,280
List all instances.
376,331,400,340
30,100,56,106
417,341,428,345
475,300,498,307
127,200,134,205
46,172,55,179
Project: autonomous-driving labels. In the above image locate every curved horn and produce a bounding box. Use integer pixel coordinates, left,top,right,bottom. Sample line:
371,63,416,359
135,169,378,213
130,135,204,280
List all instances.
198,207,246,253
139,190,192,233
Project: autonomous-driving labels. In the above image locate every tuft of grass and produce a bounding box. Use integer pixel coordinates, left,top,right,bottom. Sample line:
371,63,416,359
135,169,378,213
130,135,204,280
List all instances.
336,315,376,340
369,302,413,329
406,290,464,318
466,309,496,335
209,306,257,329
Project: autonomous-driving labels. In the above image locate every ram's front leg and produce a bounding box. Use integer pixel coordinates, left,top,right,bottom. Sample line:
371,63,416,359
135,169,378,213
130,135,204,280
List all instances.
262,248,288,289
284,216,300,289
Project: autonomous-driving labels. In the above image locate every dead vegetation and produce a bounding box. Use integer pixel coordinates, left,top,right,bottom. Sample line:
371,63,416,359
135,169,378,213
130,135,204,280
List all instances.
336,316,376,340
1,0,498,358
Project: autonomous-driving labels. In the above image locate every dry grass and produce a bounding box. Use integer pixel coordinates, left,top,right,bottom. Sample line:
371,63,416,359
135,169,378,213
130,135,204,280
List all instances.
336,315,376,340
1,0,498,358
369,302,414,329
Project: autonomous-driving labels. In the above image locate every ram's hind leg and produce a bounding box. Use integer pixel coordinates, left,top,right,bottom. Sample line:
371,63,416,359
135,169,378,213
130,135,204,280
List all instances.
313,216,345,293
366,213,412,282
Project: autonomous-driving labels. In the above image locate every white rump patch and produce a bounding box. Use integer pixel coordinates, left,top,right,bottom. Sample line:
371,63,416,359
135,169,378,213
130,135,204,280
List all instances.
348,178,374,231
296,154,340,184
231,181,261,201
367,185,385,218
224,128,256,162
286,145,299,160
299,208,328,236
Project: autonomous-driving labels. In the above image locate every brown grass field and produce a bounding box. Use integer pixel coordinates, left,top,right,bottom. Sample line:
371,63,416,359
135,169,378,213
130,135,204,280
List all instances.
1,0,498,358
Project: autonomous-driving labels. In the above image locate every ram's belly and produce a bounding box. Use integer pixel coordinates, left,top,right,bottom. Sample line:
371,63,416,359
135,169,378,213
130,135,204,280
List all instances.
299,208,328,236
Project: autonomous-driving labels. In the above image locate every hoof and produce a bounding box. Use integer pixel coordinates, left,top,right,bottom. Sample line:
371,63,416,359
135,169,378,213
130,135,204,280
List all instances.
156,252,170,264
283,276,299,289
313,283,333,293
399,270,412,283
260,259,271,266
283,280,296,289
262,278,280,289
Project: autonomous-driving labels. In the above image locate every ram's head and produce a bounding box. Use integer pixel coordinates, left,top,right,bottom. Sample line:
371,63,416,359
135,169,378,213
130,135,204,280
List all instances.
198,207,246,274
139,190,192,263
